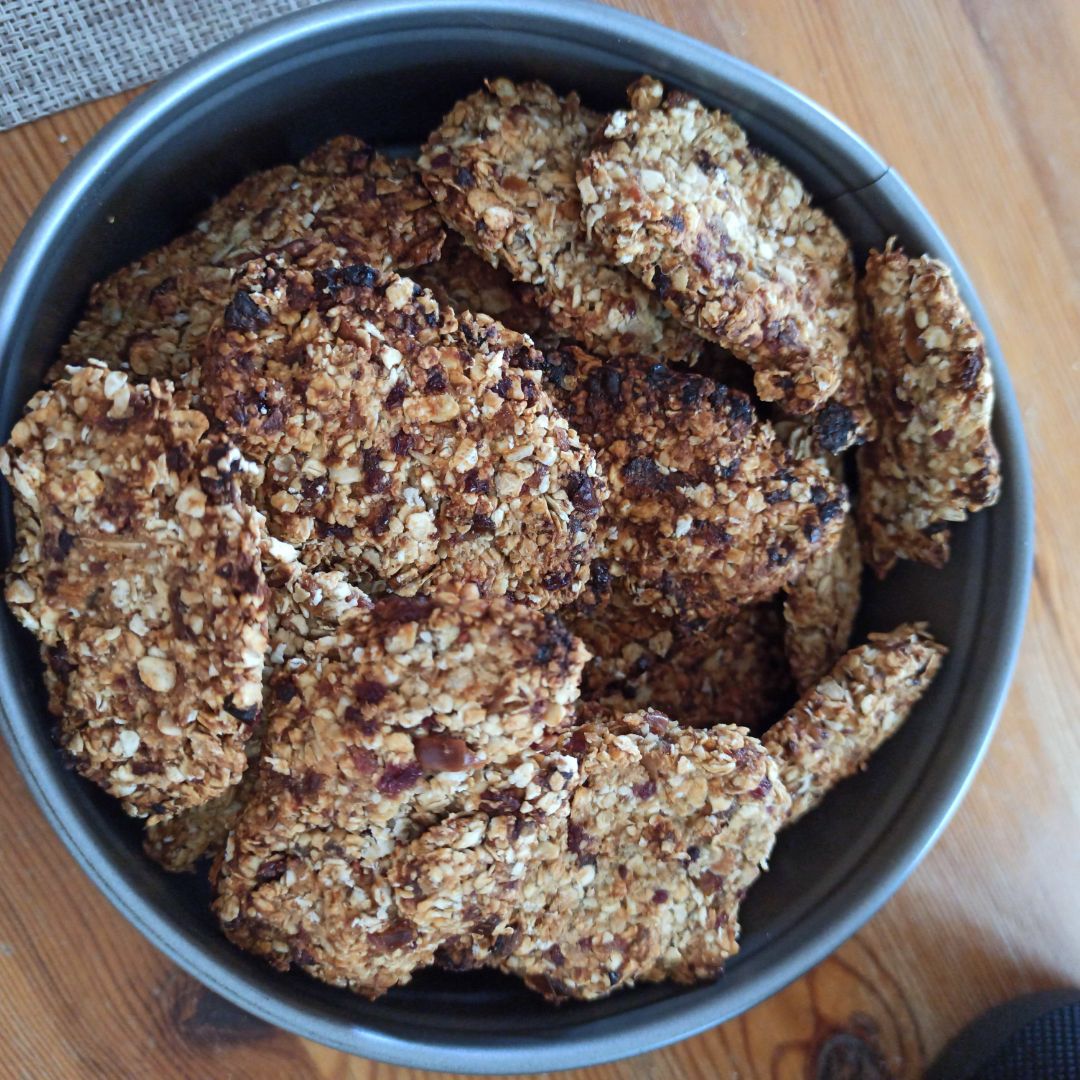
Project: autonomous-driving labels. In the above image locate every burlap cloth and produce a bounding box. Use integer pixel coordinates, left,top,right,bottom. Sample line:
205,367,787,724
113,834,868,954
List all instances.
0,0,329,130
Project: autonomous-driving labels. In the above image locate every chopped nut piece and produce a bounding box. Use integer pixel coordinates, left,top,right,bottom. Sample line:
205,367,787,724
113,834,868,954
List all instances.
857,242,1001,576
420,78,703,362
1,364,269,819
55,137,445,382
201,256,603,607
531,346,848,619
763,623,946,823
498,710,790,1000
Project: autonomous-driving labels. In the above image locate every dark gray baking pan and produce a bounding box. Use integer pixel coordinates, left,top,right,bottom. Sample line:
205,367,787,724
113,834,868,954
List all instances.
0,0,1033,1072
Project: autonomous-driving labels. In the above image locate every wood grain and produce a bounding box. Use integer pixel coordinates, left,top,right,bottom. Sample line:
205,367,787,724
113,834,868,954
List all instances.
1,2,1078,1077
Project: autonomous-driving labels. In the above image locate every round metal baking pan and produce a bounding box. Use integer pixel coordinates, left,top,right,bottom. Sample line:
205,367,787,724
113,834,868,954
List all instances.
0,0,1033,1072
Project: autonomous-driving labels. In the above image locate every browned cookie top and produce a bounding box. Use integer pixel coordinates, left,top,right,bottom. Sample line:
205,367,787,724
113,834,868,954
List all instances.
1,364,269,819
580,76,859,420
531,346,849,619
201,255,604,606
499,709,790,1000
420,78,703,362
569,579,792,731
57,137,445,383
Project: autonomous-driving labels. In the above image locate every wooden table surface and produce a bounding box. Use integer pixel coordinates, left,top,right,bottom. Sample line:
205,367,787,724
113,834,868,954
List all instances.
1,1,1077,1077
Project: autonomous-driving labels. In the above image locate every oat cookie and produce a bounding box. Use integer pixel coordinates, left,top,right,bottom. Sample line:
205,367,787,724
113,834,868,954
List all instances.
532,346,848,619
56,138,444,382
214,738,578,998
201,255,603,606
857,242,1001,577
213,586,586,996
579,76,858,418
254,588,587,828
499,710,790,1000
775,421,862,690
420,78,703,362
763,623,946,824
1,364,269,819
569,579,791,731
144,542,371,871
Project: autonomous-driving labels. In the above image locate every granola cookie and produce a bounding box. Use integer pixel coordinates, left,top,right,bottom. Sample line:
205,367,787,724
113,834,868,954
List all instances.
499,710,790,1000
763,623,946,824
419,78,703,362
254,588,587,828
579,76,859,420
144,542,370,871
213,586,586,996
532,346,849,619
56,137,444,382
143,722,264,872
1,364,269,819
201,256,604,607
857,242,1001,576
214,738,578,998
569,577,791,731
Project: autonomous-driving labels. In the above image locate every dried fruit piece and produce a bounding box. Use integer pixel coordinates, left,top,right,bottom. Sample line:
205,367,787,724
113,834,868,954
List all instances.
763,623,946,823
857,241,1001,576
420,78,703,362
580,76,859,419
1,363,268,819
201,255,603,608
498,710,790,1000
532,346,849,619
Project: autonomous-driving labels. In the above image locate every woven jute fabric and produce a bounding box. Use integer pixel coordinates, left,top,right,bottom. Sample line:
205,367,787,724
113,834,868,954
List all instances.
0,0,328,131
